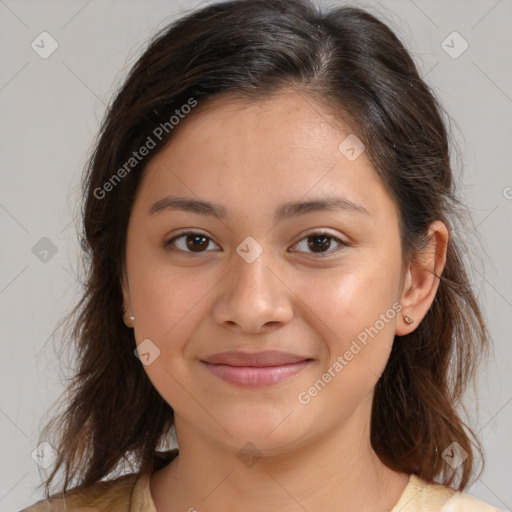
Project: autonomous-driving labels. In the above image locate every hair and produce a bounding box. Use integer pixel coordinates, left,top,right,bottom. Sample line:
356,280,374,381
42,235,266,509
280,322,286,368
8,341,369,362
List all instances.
38,0,490,499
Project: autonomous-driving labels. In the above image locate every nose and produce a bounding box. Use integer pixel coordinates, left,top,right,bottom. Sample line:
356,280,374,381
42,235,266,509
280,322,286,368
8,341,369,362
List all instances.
211,249,294,334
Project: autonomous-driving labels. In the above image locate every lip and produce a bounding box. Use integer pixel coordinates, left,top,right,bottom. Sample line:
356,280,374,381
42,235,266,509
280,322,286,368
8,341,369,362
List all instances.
201,350,310,366
200,350,312,387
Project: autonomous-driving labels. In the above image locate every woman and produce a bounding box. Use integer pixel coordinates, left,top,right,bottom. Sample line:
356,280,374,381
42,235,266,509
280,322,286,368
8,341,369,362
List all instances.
22,0,502,510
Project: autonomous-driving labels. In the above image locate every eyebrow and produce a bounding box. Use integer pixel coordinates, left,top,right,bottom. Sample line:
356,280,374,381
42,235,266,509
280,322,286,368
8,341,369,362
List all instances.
148,195,371,220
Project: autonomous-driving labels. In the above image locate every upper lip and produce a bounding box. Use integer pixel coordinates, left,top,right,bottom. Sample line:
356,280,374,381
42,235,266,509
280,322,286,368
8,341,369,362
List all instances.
201,350,311,367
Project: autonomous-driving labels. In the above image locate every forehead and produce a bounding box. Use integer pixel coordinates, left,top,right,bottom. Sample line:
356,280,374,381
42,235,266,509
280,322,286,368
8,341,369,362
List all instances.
135,90,395,222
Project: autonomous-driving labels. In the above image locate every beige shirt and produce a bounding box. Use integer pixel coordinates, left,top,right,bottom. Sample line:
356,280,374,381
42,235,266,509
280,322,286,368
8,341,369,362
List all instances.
20,472,504,511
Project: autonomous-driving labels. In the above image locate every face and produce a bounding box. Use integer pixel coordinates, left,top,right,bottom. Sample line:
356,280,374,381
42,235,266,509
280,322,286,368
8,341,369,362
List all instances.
121,89,406,457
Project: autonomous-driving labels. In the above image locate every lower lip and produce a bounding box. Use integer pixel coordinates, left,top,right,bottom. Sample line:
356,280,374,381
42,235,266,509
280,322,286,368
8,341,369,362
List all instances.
201,360,311,387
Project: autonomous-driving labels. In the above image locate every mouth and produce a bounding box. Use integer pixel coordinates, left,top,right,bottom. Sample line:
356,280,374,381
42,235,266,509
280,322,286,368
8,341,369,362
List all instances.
200,350,313,387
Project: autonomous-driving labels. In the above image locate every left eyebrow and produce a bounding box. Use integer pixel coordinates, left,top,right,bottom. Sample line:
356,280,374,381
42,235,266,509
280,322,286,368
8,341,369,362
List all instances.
147,195,371,220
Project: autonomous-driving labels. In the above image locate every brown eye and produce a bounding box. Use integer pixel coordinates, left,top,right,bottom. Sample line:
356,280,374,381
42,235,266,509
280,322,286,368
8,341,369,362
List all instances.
164,231,219,254
308,234,331,252
292,232,347,257
184,234,210,252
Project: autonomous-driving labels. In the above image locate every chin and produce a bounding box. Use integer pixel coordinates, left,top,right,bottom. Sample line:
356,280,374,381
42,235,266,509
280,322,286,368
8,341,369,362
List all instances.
210,404,312,452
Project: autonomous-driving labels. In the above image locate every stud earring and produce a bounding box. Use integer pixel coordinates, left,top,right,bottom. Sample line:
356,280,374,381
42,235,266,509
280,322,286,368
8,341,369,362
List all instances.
403,315,414,326
122,308,135,324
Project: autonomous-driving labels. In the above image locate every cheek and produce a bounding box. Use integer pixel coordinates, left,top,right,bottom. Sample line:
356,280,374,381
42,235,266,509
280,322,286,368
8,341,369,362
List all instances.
290,257,402,396
291,269,400,416
131,264,214,340
129,263,216,408
293,261,400,338
126,231,213,322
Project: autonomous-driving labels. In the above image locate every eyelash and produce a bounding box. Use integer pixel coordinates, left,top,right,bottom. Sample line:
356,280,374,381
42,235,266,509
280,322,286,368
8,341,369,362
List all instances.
164,230,348,258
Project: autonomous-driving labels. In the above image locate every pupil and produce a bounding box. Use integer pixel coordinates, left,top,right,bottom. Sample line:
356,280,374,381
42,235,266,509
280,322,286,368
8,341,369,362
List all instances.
308,235,330,252
186,235,208,251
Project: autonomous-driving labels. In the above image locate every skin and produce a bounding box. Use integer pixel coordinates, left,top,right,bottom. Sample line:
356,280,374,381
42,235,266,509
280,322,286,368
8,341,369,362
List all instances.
121,88,448,512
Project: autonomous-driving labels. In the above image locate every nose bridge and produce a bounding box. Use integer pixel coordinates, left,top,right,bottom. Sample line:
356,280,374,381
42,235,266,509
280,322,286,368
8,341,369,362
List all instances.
231,241,279,301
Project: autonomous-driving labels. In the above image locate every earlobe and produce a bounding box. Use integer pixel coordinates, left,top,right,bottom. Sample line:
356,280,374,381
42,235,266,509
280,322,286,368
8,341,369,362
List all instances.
122,308,135,327
395,220,449,336
395,268,415,336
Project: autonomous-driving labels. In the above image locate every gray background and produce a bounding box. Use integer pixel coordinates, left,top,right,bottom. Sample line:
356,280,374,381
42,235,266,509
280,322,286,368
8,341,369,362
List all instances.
0,0,511,510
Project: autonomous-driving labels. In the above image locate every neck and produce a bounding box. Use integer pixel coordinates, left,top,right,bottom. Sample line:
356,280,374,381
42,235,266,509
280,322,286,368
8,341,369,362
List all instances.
150,395,409,512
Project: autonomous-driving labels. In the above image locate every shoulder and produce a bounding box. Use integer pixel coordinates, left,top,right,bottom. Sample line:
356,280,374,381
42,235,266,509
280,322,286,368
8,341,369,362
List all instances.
392,474,505,512
19,471,143,512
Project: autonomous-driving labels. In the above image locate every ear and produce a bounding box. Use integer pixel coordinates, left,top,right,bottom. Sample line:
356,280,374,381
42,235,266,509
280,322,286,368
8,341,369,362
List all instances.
395,220,449,336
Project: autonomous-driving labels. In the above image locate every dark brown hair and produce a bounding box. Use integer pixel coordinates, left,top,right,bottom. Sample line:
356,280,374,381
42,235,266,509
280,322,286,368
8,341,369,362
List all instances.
38,0,490,498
